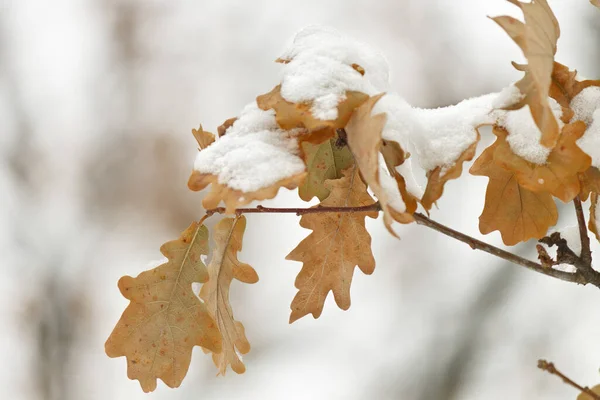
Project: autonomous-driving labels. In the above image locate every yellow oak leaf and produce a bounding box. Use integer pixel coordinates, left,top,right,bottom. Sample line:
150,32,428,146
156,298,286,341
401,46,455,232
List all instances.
200,216,257,375
492,0,561,148
492,123,591,202
256,85,368,143
579,167,600,201
591,193,600,243
470,136,558,245
286,166,377,323
105,222,222,392
577,384,600,400
421,133,479,211
192,125,215,150
299,135,354,202
345,94,414,235
188,172,306,214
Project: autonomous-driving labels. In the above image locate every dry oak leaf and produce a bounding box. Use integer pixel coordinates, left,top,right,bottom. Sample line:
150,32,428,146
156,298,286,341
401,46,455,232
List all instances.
200,216,257,375
217,117,238,137
256,85,368,144
579,167,600,201
577,384,600,400
421,132,480,211
105,222,222,392
591,193,600,243
299,135,354,202
470,136,558,246
492,0,561,148
549,62,600,122
286,166,377,323
492,122,591,203
188,172,306,215
592,0,600,8
192,125,216,150
345,94,414,235
380,139,418,216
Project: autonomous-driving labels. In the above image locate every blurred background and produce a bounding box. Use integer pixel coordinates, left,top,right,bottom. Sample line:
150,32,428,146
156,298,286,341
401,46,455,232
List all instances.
1,1,599,399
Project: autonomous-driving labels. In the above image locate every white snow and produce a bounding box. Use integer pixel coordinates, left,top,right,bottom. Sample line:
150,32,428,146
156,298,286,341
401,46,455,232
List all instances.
278,26,389,120
193,102,306,193
576,108,600,169
571,86,600,125
553,225,583,257
497,98,564,165
492,85,525,109
411,93,497,173
595,196,600,234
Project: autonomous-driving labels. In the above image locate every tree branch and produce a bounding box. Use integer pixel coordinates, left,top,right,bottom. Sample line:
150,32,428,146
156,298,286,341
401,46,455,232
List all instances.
205,204,589,286
538,359,600,400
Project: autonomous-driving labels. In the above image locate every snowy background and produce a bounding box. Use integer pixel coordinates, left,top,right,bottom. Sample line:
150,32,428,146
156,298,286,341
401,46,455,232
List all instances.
1,1,599,399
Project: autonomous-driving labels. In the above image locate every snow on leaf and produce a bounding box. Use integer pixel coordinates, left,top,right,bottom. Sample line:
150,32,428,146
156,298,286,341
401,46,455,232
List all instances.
492,0,561,148
105,222,222,392
578,109,600,169
492,123,591,202
299,135,354,202
590,193,600,243
345,94,413,235
200,216,257,375
549,62,600,122
470,134,558,245
256,84,368,143
192,125,215,150
188,102,307,213
421,133,479,211
286,166,377,323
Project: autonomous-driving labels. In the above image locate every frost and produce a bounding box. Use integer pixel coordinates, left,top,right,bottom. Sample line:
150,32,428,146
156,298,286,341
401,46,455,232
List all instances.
577,109,600,169
278,26,389,120
498,98,563,165
571,86,600,125
193,102,306,193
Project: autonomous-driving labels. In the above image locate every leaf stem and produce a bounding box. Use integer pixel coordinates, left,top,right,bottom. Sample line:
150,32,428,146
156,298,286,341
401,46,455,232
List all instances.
538,359,600,400
574,196,593,266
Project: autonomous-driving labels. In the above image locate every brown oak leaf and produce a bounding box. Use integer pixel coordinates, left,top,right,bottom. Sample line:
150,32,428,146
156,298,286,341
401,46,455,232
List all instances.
592,0,600,8
105,222,222,392
286,166,377,323
299,135,354,202
549,62,600,121
188,172,306,214
192,125,215,150
492,123,591,202
577,384,600,400
200,216,257,375
590,193,600,243
421,133,479,211
492,0,561,148
579,167,600,201
345,94,414,235
256,85,368,143
470,136,558,245
217,117,237,137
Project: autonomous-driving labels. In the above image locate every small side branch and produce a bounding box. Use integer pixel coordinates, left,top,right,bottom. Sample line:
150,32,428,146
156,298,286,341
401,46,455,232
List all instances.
538,359,600,400
205,203,381,217
574,196,593,266
412,213,585,285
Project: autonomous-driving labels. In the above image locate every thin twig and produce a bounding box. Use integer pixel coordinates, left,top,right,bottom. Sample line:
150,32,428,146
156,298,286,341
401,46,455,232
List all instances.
574,196,593,266
538,359,600,400
205,203,381,217
205,204,588,285
412,213,586,285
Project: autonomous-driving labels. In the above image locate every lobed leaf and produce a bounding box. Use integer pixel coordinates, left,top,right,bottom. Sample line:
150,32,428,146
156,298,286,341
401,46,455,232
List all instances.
286,166,377,322
105,222,222,392
492,0,561,148
200,216,257,375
